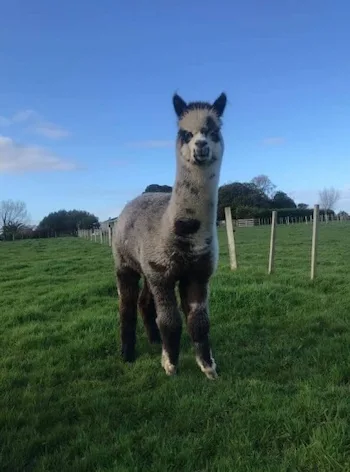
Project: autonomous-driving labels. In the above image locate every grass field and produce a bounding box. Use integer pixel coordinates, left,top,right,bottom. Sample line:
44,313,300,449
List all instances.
1,223,350,471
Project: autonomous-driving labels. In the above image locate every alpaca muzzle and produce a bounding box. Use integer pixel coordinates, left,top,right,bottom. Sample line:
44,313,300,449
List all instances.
194,140,210,163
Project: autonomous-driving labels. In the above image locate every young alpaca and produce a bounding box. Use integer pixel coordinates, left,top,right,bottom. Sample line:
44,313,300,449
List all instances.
112,91,227,379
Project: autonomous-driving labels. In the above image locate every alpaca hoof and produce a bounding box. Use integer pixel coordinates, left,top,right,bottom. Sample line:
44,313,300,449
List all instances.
203,367,218,380
161,349,177,376
196,356,218,380
163,362,177,376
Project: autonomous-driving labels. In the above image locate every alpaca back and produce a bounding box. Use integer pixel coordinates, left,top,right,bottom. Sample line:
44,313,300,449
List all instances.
112,192,171,271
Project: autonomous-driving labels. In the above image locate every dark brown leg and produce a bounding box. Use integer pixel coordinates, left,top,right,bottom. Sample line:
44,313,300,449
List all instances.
179,278,190,320
116,266,140,362
179,277,218,379
138,277,161,344
148,281,182,376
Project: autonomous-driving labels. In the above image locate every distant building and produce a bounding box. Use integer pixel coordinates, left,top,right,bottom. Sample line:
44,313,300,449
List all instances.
99,216,118,231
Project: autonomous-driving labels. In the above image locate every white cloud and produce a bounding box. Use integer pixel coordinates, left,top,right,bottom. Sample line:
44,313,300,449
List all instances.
0,109,70,140
0,135,77,174
31,122,71,139
262,137,285,146
125,140,173,148
12,109,38,123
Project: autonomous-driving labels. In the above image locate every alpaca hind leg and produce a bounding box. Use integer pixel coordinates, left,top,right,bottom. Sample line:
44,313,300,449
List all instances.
138,277,161,344
116,266,140,362
179,278,218,380
149,281,182,376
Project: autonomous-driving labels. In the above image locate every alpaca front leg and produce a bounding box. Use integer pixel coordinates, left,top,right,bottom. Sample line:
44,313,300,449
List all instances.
180,278,218,380
150,283,182,376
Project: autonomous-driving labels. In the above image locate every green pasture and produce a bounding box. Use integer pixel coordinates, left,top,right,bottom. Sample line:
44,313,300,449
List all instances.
1,222,350,471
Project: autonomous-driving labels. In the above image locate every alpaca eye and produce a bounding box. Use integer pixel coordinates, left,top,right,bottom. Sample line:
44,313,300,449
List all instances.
211,130,220,142
184,131,193,143
181,130,193,143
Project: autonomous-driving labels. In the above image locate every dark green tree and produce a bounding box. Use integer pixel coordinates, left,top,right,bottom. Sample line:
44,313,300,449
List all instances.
38,209,99,236
271,191,296,209
144,184,172,193
217,182,271,220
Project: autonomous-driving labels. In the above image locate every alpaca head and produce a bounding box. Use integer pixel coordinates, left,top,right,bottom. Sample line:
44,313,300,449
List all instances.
172,92,227,169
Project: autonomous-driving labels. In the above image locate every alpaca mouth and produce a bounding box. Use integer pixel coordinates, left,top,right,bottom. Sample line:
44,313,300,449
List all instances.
193,148,210,164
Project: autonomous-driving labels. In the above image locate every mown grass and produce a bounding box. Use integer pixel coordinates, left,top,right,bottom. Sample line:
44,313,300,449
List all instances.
1,223,350,471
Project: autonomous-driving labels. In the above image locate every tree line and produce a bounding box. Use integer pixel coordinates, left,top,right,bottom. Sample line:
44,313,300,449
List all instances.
0,176,347,241
145,175,344,221
0,201,99,241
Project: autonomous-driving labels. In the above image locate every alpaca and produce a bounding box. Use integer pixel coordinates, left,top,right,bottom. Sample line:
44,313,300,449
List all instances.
111,91,227,379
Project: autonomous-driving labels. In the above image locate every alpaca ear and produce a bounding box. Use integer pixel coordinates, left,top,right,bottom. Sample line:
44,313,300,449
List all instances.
173,93,187,118
212,93,227,117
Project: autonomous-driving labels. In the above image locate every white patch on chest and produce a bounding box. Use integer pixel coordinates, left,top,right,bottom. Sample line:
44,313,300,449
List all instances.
192,227,218,264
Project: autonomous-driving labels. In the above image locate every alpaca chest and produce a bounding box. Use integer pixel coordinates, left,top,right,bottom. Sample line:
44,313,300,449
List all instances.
167,248,215,280
165,232,218,279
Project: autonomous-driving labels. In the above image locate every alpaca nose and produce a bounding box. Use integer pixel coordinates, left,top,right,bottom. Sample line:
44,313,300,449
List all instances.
195,140,208,149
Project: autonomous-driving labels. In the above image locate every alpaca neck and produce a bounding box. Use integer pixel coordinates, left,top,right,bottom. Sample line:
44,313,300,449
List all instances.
166,158,220,232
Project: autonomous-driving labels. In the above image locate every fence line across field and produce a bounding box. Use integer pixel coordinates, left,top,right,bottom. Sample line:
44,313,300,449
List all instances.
77,205,348,280
224,205,321,280
234,213,348,227
77,226,113,246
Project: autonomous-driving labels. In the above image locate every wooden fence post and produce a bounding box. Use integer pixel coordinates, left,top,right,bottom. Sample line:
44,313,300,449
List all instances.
310,204,319,280
268,211,277,274
108,224,112,247
224,207,237,270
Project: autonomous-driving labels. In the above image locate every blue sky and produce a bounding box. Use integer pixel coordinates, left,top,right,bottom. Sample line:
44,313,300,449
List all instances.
1,0,349,224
